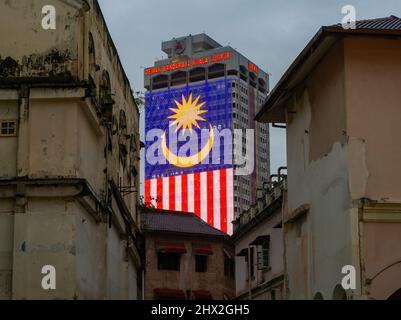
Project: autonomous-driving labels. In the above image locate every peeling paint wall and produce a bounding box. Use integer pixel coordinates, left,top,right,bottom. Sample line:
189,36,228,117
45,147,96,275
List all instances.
0,0,142,300
344,37,401,299
0,0,81,79
283,36,401,300
284,41,360,299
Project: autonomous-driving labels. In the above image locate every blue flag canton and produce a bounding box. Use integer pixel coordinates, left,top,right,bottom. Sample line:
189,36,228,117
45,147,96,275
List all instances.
145,78,233,179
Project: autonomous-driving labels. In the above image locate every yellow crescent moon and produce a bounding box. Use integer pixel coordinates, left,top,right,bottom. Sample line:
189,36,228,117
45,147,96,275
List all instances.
161,124,214,168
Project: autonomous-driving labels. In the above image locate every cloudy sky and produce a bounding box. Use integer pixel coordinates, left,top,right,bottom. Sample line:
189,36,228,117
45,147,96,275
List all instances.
97,0,401,184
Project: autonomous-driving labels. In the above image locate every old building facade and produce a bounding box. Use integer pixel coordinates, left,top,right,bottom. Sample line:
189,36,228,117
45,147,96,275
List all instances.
256,16,401,300
0,0,142,299
142,209,235,300
233,172,286,300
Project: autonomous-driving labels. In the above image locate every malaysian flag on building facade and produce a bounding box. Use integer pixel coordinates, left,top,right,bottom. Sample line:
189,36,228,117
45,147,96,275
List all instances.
144,79,234,234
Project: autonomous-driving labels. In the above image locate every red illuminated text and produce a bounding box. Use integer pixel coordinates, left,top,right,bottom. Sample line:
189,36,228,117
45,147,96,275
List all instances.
145,52,232,75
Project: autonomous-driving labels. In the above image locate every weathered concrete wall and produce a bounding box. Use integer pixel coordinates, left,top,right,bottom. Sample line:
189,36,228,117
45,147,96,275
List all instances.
86,0,140,223
0,0,82,80
0,0,142,300
284,41,360,299
0,95,18,177
29,97,80,177
11,196,76,299
74,200,107,300
284,37,401,300
0,198,14,300
0,189,141,300
106,223,124,300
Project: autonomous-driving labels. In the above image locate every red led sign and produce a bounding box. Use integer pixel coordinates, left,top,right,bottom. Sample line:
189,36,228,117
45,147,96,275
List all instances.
145,52,231,75
248,62,259,74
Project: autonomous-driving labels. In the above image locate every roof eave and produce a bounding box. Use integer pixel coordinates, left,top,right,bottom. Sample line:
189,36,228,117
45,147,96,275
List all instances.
255,27,327,123
255,26,401,123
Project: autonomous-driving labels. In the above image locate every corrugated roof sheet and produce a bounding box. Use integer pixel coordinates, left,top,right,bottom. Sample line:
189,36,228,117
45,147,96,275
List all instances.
141,209,228,237
329,15,401,30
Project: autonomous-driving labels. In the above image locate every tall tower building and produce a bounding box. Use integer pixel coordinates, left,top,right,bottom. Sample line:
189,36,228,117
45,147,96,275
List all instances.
144,34,270,234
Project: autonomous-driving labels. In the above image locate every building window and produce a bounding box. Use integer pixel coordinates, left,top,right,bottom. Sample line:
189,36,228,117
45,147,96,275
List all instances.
158,253,181,271
0,120,16,137
257,237,270,270
119,110,127,130
195,255,208,273
224,253,235,279
245,248,255,279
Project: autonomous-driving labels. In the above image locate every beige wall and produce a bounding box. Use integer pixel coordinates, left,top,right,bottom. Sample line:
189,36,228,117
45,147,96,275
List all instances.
344,37,401,201
343,37,401,299
308,42,346,161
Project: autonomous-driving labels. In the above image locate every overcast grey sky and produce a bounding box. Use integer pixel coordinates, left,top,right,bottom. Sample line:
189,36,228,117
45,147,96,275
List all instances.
97,0,401,180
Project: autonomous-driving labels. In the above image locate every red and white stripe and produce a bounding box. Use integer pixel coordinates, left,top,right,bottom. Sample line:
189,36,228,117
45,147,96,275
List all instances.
145,168,234,235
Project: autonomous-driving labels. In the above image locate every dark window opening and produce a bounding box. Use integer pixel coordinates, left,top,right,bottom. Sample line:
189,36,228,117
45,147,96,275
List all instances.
119,143,128,167
152,74,169,90
195,255,208,273
88,33,97,74
249,72,256,82
101,70,111,95
189,67,206,82
158,252,181,271
171,71,187,86
224,255,235,279
208,63,225,79
227,69,238,76
0,120,16,136
239,65,247,75
260,238,270,269
240,74,248,82
119,110,127,130
100,70,113,121
130,134,138,153
250,247,255,278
